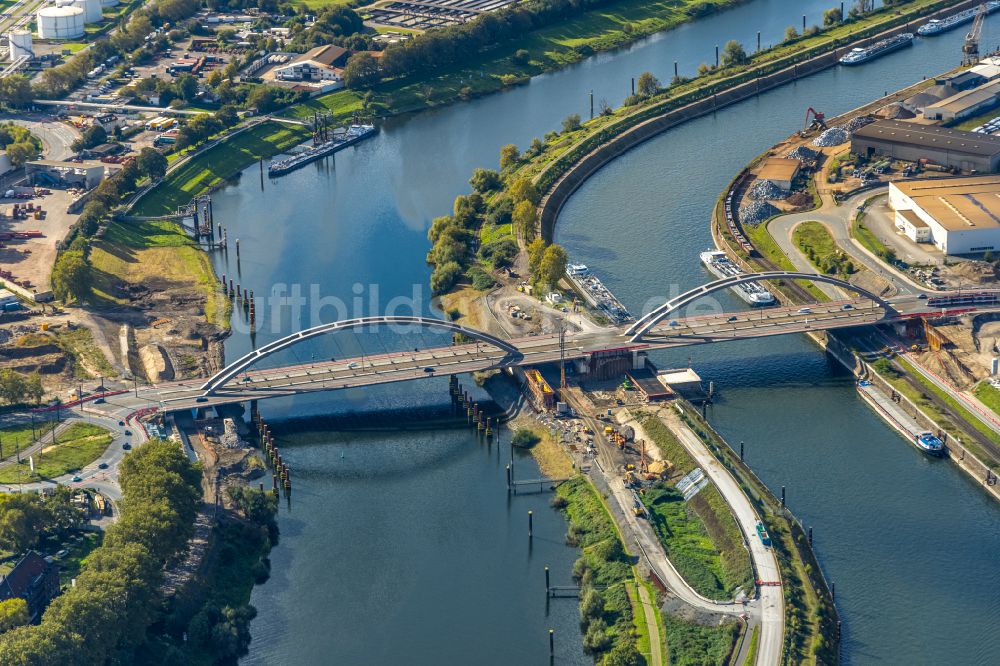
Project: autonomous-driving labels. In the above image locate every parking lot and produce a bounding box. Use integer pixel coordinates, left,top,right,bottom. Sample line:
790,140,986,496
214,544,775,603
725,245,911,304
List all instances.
0,187,82,299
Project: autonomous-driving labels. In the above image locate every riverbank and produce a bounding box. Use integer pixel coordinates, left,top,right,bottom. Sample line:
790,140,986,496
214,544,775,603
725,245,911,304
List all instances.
133,121,311,218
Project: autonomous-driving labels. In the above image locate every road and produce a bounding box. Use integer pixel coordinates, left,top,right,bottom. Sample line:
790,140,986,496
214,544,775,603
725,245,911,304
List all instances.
661,408,784,666
635,584,663,666
768,189,925,297
18,117,81,161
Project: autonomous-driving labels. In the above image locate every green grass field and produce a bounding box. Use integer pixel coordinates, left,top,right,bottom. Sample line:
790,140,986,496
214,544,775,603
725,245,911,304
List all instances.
133,121,310,217
88,219,230,328
793,220,855,276
973,382,1000,416
0,422,112,484
0,419,57,456
664,613,739,666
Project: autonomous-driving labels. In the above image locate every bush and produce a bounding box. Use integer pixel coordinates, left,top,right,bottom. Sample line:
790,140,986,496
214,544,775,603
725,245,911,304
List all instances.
511,428,540,448
467,265,496,291
430,261,463,295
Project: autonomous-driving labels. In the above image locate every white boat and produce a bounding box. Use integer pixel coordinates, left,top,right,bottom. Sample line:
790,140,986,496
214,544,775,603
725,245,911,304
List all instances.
839,33,914,66
918,3,1000,35
699,250,776,306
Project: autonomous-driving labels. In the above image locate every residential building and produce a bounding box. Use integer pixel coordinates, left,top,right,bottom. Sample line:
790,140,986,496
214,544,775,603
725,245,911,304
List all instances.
0,551,60,623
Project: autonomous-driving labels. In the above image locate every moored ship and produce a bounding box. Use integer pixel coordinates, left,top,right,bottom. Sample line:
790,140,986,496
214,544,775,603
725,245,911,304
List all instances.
839,33,914,65
700,250,776,306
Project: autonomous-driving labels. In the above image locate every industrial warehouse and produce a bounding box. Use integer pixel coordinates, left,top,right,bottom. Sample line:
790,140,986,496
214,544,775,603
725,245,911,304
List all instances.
889,176,1000,255
850,120,1000,173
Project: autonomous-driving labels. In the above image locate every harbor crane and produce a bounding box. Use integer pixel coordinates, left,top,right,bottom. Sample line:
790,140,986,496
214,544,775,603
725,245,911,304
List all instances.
963,3,987,66
803,107,828,134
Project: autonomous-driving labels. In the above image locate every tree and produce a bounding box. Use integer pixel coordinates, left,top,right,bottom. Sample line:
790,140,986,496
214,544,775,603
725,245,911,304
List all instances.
72,125,107,152
512,200,536,240
823,6,843,26
24,372,43,404
579,587,604,623
636,71,660,97
0,76,32,109
603,642,642,666
468,168,502,193
0,509,34,552
509,178,539,205
538,244,568,288
561,113,582,133
246,86,277,114
174,73,199,103
5,142,36,167
51,251,90,303
784,25,799,42
527,238,547,275
499,143,520,171
512,48,530,66
430,261,463,295
0,599,29,633
136,147,167,180
342,52,381,89
721,40,748,67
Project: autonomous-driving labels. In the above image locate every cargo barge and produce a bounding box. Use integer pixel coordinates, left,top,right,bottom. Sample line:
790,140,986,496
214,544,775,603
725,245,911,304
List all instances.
918,3,1000,35
268,124,377,177
839,33,914,65
699,250,775,306
566,263,633,325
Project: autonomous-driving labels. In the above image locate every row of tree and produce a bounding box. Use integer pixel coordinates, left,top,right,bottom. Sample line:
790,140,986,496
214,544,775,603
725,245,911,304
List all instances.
0,370,45,405
0,440,202,665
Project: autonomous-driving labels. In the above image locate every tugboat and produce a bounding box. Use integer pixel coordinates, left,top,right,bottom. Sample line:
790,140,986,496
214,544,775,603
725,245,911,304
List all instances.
914,431,947,457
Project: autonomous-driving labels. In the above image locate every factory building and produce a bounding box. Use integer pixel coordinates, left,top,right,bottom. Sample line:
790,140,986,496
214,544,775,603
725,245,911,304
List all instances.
889,176,1000,255
273,44,348,83
922,80,1000,122
851,120,1000,173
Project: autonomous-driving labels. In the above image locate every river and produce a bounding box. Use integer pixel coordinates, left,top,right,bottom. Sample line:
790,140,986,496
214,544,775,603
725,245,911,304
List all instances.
215,1,1000,663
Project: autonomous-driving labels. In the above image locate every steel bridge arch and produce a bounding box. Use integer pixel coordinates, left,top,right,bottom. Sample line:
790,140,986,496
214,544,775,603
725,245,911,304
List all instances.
201,316,522,394
626,271,892,341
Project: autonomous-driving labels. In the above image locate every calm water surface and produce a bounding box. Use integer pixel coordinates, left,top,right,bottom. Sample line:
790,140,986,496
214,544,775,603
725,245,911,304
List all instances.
217,3,1000,663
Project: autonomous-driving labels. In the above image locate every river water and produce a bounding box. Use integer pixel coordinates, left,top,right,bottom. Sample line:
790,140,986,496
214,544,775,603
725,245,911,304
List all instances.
216,2,1000,663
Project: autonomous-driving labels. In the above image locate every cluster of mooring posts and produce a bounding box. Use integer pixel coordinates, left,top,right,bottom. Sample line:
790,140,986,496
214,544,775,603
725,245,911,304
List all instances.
250,401,291,500
220,271,256,332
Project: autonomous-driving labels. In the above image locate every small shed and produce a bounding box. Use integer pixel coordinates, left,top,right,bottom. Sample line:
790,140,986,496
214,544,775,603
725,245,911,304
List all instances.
757,157,801,190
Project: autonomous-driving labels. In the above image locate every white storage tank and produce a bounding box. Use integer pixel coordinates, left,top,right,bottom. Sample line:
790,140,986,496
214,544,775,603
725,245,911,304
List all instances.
8,30,32,60
37,6,85,39
72,0,102,24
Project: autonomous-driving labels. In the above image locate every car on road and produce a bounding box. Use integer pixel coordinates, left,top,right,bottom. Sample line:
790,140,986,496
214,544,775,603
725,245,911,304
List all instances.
918,293,928,299
93,397,105,404
98,463,108,469
798,307,812,314
348,362,359,369
71,476,82,482
727,316,738,322
423,367,434,373
124,430,131,436
668,320,679,327
195,397,208,403
118,420,125,426
842,304,853,310
122,443,131,450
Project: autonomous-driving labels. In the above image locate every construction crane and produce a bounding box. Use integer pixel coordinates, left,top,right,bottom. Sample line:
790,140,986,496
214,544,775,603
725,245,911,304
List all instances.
803,107,827,134
963,3,987,66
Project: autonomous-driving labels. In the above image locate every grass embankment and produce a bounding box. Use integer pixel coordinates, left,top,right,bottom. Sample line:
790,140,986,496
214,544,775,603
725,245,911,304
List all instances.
0,422,112,483
742,624,760,666
674,404,838,663
47,327,117,379
973,381,1000,416
745,222,829,302
87,219,230,329
873,357,1000,470
554,476,647,663
634,412,753,600
793,220,856,278
133,121,311,217
663,613,740,666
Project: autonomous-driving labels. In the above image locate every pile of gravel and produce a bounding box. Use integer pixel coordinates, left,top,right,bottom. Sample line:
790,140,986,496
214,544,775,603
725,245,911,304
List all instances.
812,127,849,147
739,200,780,226
786,146,818,161
747,179,788,200
842,115,876,132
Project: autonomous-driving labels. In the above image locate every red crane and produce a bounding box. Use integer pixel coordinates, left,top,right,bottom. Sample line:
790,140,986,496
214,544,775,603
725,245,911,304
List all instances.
804,107,827,132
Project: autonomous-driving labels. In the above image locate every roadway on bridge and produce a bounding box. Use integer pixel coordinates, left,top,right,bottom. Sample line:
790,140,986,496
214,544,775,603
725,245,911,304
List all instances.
148,298,893,410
